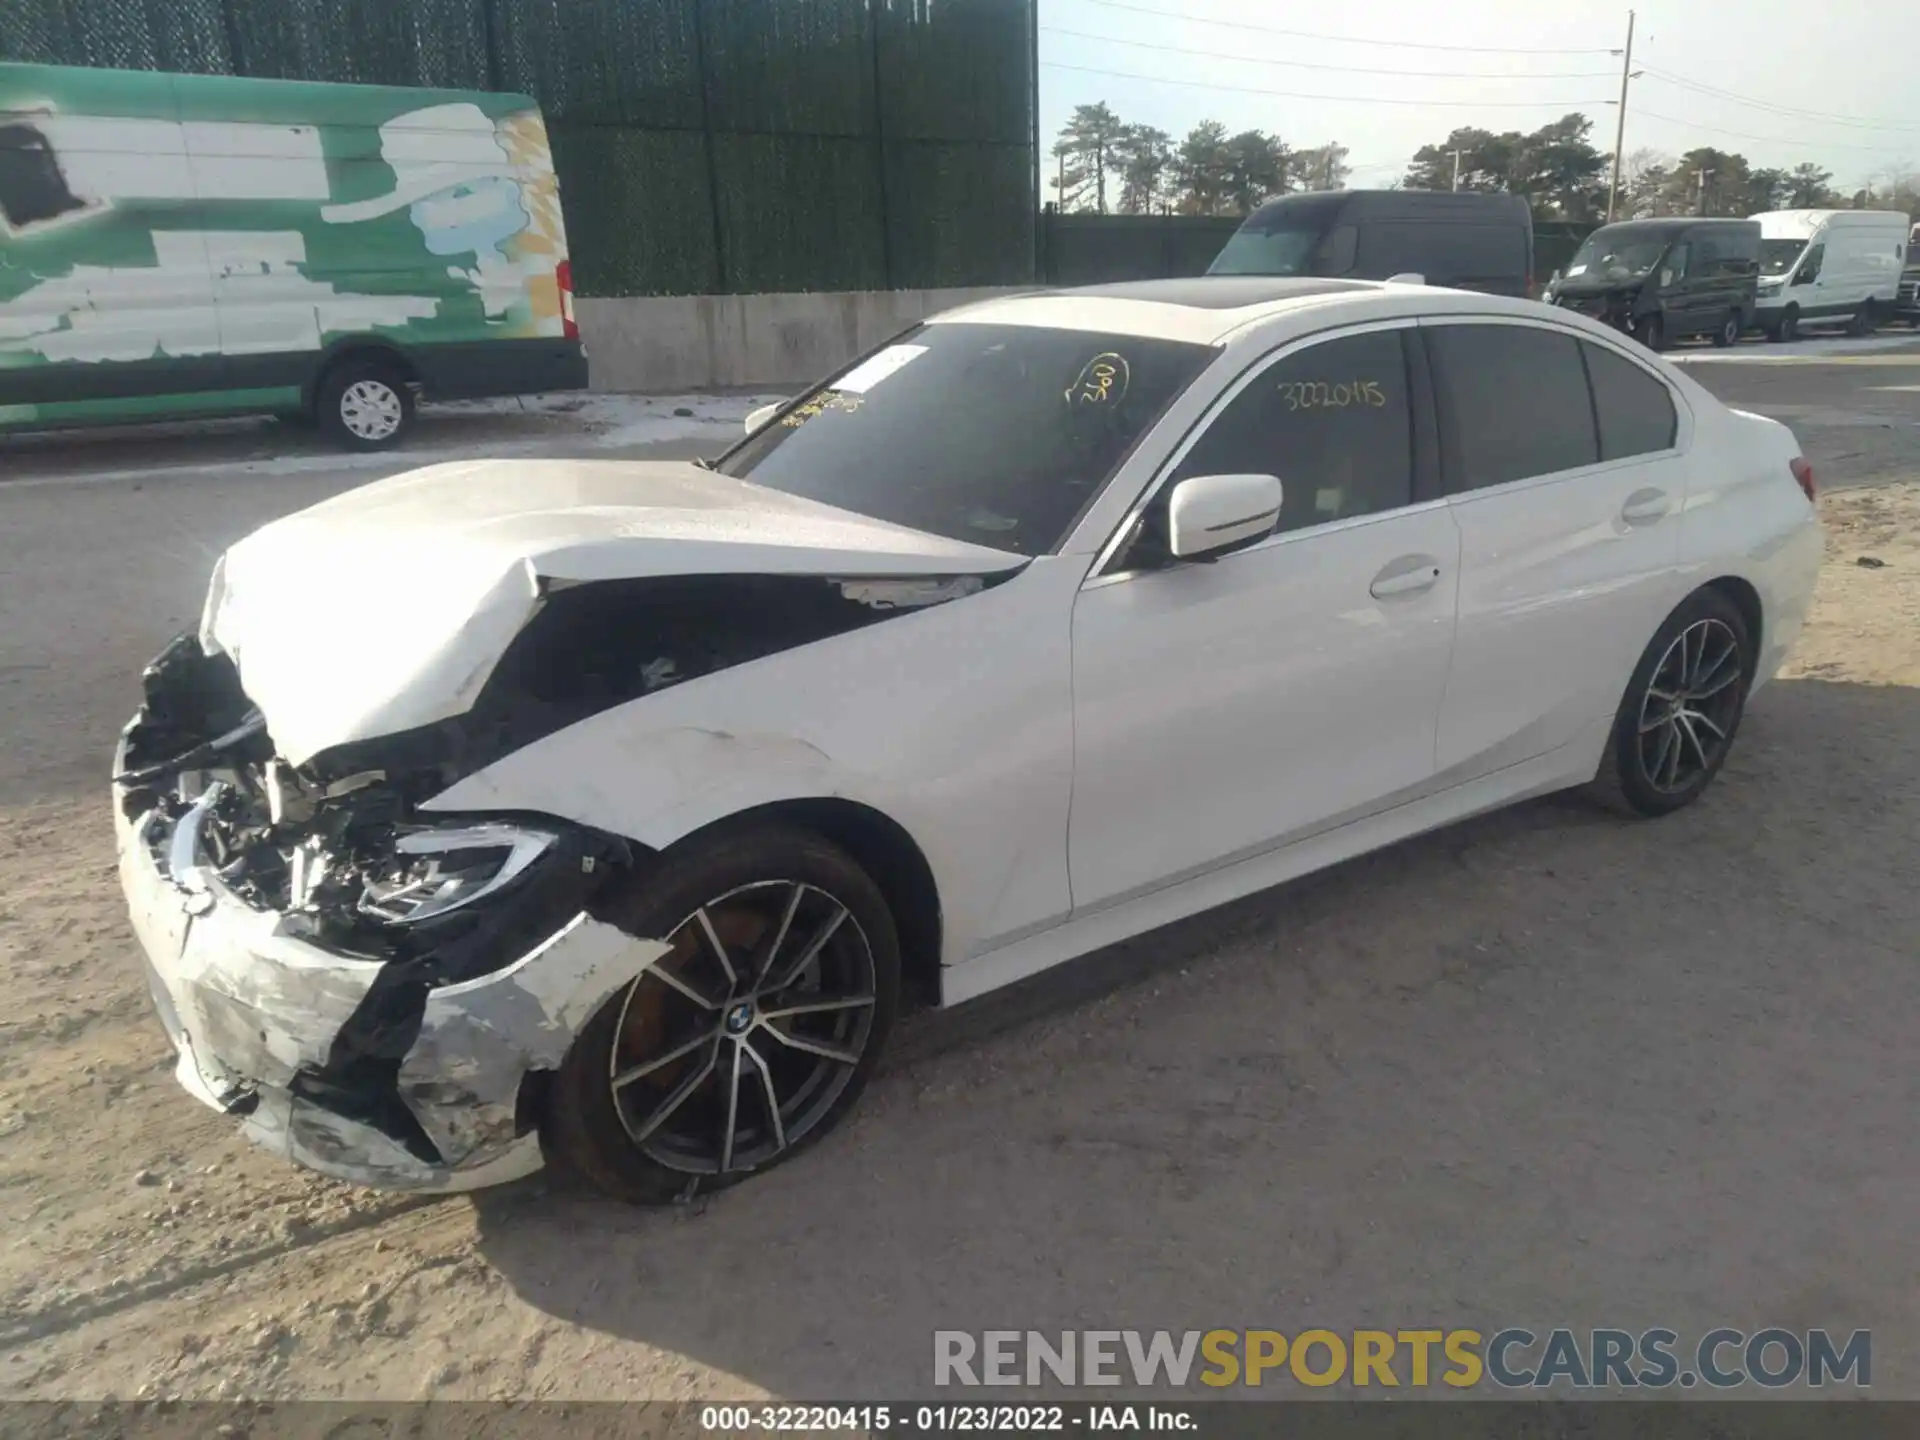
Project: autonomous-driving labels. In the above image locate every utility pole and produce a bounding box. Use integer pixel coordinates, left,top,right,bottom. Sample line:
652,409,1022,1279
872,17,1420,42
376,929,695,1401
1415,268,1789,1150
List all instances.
1451,149,1463,191
1605,9,1635,221
1695,165,1714,215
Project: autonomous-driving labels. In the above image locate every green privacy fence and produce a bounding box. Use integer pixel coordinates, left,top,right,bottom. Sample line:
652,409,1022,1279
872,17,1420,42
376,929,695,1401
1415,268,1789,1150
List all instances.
1,0,1038,296
1041,212,1243,285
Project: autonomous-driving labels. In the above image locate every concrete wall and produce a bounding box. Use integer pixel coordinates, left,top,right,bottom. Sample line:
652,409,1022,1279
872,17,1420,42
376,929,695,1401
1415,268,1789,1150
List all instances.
577,286,1030,393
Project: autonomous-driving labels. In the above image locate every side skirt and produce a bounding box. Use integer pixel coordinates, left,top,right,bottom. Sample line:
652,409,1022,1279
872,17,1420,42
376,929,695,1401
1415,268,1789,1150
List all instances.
940,715,1613,1007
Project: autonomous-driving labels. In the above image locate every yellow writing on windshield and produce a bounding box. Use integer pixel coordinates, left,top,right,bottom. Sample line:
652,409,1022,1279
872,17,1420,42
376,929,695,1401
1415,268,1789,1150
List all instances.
1066,352,1132,407
1278,380,1386,412
780,393,865,428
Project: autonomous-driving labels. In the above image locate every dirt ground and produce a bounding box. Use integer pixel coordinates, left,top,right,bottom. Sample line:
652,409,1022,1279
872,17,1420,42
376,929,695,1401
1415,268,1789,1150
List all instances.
1,485,1916,1401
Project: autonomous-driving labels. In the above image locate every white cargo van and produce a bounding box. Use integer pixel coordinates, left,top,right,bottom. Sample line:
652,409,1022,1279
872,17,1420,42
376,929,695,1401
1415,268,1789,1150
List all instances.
1750,210,1909,341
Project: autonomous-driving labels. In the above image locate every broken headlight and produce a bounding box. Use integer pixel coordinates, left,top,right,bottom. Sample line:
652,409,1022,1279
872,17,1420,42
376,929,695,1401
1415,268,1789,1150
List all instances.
357,822,558,926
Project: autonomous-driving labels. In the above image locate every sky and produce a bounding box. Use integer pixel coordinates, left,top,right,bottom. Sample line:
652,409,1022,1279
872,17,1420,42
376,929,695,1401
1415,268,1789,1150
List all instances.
1037,0,1920,195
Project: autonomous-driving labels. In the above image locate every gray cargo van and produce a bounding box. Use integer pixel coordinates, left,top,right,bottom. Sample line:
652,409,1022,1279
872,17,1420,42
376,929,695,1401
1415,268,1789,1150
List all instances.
1208,190,1535,297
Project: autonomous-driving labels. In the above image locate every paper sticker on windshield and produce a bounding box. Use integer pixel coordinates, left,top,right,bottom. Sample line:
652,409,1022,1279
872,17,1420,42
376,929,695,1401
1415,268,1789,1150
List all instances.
832,344,929,394
1567,263,1588,276
1066,352,1131,406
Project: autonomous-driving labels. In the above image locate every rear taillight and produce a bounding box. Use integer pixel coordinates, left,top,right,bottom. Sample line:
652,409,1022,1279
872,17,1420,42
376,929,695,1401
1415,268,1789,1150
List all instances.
556,259,579,341
1790,456,1817,502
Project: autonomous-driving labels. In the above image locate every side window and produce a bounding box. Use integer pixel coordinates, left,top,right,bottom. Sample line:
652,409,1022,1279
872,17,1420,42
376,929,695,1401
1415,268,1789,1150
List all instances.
1317,224,1358,274
1664,242,1691,281
1799,243,1824,282
1582,341,1678,461
1169,329,1413,536
1429,323,1598,493
1354,223,1426,276
1694,235,1720,275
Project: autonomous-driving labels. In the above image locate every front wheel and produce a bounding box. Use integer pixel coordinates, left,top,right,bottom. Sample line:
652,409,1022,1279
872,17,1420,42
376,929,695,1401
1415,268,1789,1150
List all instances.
1588,588,1753,818
545,824,901,1205
1777,306,1801,343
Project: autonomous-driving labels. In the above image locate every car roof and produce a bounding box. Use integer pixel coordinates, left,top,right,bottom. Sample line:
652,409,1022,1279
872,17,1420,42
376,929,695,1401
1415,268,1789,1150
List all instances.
929,276,1540,345
1058,277,1375,310
1602,217,1757,232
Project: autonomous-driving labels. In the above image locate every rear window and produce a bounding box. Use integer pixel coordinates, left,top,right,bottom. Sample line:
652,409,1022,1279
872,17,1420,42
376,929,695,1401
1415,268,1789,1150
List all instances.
1430,323,1599,490
1582,341,1678,460
718,323,1214,556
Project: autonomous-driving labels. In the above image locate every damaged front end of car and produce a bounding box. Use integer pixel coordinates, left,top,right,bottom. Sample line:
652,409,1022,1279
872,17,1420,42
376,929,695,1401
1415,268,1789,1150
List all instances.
112,633,669,1192
110,558,1014,1192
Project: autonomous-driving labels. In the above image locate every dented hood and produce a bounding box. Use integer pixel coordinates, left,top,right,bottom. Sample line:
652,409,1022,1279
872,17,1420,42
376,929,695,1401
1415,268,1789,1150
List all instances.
201,458,1025,765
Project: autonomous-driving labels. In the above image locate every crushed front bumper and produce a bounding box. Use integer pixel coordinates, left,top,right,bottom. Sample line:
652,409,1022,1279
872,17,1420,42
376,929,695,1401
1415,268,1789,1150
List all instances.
113,732,667,1193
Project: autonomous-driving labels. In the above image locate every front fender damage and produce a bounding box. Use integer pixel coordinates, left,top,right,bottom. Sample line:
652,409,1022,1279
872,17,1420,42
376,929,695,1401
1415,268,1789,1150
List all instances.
234,916,668,1192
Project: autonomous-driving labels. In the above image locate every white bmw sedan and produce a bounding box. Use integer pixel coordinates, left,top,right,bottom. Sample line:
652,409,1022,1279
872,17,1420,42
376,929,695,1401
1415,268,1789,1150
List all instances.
113,277,1822,1202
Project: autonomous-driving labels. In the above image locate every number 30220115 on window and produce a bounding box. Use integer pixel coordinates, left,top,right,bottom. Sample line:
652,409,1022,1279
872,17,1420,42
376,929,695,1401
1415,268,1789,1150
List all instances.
1279,379,1386,411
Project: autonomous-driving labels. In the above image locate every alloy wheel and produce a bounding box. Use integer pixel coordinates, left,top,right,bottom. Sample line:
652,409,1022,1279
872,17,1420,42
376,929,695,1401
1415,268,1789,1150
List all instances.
1635,617,1744,794
607,880,877,1175
339,379,404,442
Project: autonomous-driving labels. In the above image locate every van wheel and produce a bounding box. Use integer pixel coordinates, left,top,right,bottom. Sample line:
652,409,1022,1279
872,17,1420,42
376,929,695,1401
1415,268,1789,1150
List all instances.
1777,306,1800,343
1636,314,1666,352
317,358,414,451
1711,311,1740,348
1846,304,1875,337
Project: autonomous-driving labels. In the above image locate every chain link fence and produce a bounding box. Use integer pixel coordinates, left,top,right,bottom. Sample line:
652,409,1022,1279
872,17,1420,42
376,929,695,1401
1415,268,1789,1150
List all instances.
1,0,1038,296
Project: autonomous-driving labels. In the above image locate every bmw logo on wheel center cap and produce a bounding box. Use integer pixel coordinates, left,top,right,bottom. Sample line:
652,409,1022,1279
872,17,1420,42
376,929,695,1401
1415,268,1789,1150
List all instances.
724,1002,754,1035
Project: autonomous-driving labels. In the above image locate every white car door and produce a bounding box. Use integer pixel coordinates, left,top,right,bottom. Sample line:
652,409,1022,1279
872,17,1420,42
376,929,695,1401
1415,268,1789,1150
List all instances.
1424,318,1691,780
1067,322,1461,912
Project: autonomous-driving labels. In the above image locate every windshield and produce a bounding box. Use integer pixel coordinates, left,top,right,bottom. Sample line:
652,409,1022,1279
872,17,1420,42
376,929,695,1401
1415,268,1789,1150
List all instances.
1209,226,1320,276
717,323,1214,556
1759,239,1806,276
1565,228,1672,284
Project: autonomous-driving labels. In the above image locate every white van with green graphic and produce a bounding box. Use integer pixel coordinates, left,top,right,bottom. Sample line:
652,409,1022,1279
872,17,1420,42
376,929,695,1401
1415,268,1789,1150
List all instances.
1,62,587,449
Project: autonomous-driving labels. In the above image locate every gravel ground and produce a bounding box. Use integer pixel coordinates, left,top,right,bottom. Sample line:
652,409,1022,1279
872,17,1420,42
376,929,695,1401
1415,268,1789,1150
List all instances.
0,408,1916,1402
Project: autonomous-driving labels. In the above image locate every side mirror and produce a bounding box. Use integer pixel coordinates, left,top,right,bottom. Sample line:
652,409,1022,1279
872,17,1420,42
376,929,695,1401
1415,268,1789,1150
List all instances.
745,401,783,433
1658,268,1673,289
1167,472,1283,562
1551,268,1564,283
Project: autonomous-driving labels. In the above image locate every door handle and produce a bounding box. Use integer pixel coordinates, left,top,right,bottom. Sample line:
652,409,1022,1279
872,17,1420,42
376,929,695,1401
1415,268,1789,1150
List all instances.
1370,556,1443,599
1620,488,1670,525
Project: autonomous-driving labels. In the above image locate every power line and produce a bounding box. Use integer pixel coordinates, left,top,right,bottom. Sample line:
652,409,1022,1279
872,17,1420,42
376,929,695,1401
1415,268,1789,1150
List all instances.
1041,27,1618,80
1632,107,1918,156
1041,60,1614,108
1641,68,1920,136
1064,0,1621,56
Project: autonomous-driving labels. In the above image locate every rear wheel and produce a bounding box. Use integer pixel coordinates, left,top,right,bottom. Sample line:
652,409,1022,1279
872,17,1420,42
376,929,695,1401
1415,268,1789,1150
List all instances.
1588,588,1753,818
1711,311,1740,348
545,824,901,1205
1847,302,1876,337
316,356,414,451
